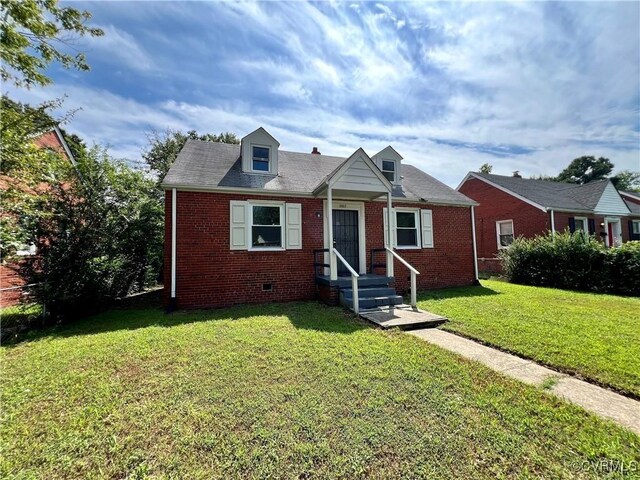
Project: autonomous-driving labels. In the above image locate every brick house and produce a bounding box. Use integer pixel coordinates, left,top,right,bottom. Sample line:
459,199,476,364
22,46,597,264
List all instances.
0,126,76,308
620,190,640,240
162,127,479,312
457,172,638,274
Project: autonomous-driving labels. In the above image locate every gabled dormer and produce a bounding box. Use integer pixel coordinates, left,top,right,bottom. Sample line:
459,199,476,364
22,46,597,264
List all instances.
372,146,403,185
241,127,280,175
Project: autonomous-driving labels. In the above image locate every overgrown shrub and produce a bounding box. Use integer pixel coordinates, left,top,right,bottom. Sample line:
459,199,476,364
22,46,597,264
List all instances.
20,146,164,320
500,231,640,296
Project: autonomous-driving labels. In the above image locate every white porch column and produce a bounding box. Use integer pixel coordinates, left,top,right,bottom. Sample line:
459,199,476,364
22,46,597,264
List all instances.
328,186,337,280
386,191,394,277
550,209,556,238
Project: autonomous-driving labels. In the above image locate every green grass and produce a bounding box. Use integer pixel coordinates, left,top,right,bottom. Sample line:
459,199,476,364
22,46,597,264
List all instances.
418,280,640,398
0,303,42,329
2,303,638,479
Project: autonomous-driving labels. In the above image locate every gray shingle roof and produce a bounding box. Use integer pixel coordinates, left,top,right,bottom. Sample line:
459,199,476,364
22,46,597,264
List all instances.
625,199,640,215
470,172,614,212
162,140,475,206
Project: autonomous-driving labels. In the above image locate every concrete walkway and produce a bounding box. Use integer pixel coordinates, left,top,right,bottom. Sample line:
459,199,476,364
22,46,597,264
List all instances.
409,329,640,435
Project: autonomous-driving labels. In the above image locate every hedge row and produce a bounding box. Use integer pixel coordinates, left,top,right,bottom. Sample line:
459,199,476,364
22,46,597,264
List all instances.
499,232,640,296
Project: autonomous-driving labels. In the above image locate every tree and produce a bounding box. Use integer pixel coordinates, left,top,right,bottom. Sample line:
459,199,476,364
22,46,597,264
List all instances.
556,156,614,184
610,170,640,192
1,0,103,88
0,95,73,258
21,146,164,319
143,129,239,181
479,163,493,174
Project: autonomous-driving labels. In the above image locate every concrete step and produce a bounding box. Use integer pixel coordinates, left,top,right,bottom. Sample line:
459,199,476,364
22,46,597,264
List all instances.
360,306,447,330
340,287,396,299
342,294,404,310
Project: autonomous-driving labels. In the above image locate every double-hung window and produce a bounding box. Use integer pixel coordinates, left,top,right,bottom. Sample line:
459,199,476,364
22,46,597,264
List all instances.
497,220,514,248
396,210,419,247
381,160,395,183
252,146,270,172
251,204,283,248
633,220,640,236
574,217,587,232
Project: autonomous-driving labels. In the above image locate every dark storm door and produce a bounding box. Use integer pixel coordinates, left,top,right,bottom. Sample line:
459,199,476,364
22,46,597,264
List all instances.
332,210,359,276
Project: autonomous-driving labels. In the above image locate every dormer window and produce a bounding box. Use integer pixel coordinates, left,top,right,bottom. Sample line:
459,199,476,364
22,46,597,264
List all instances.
252,146,270,172
382,160,396,182
241,127,280,175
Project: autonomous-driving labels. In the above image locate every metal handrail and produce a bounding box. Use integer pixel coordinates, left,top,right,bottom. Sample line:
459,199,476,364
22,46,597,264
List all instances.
332,247,360,314
385,247,420,308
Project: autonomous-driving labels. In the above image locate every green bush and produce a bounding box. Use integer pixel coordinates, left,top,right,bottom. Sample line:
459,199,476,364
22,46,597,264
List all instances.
499,232,640,296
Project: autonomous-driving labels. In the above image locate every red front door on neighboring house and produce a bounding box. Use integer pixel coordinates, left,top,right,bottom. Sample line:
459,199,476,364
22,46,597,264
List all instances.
608,222,614,247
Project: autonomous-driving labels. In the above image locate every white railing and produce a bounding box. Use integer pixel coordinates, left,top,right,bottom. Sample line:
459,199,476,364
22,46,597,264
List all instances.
386,247,420,309
332,247,360,314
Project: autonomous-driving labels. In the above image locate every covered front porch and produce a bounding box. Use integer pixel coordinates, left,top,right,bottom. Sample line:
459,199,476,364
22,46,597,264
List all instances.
311,148,419,314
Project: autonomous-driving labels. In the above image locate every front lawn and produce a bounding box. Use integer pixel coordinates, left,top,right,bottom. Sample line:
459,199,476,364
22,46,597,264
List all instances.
2,303,638,479
418,280,640,397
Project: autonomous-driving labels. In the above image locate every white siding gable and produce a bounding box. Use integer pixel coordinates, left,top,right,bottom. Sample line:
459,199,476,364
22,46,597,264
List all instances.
331,152,390,194
595,182,631,215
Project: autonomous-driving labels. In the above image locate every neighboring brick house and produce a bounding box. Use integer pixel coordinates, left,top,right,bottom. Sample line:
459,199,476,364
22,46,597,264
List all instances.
0,126,76,308
162,127,479,312
457,172,636,274
620,190,640,241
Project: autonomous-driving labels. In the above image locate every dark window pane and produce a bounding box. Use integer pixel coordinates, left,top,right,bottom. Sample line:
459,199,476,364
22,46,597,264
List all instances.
252,159,269,171
396,212,415,228
397,229,417,246
253,146,269,160
382,160,395,172
253,206,280,225
500,234,513,247
383,171,394,182
252,226,282,247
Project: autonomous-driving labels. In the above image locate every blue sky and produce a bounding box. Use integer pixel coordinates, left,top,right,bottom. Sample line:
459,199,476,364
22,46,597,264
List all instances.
9,1,640,186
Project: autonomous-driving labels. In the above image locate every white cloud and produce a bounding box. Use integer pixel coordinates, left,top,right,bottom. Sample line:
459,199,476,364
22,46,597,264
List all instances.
84,24,155,72
8,1,639,184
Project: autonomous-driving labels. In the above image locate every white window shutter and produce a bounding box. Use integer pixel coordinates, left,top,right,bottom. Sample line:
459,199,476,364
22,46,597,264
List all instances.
285,203,302,249
383,208,397,247
421,209,434,248
230,201,248,250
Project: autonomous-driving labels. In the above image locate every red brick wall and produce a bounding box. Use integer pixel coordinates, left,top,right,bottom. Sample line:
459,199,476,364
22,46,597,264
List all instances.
1,262,26,308
33,131,70,161
165,191,476,309
458,178,550,259
364,202,475,293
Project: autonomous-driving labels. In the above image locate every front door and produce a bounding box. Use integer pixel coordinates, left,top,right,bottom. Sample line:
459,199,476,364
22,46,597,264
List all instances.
333,209,359,276
607,219,621,247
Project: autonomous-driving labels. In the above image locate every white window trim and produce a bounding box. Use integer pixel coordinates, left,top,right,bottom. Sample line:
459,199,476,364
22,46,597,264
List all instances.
394,207,421,249
574,216,588,232
381,159,398,184
632,220,640,235
248,202,285,251
496,220,514,250
250,144,272,174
